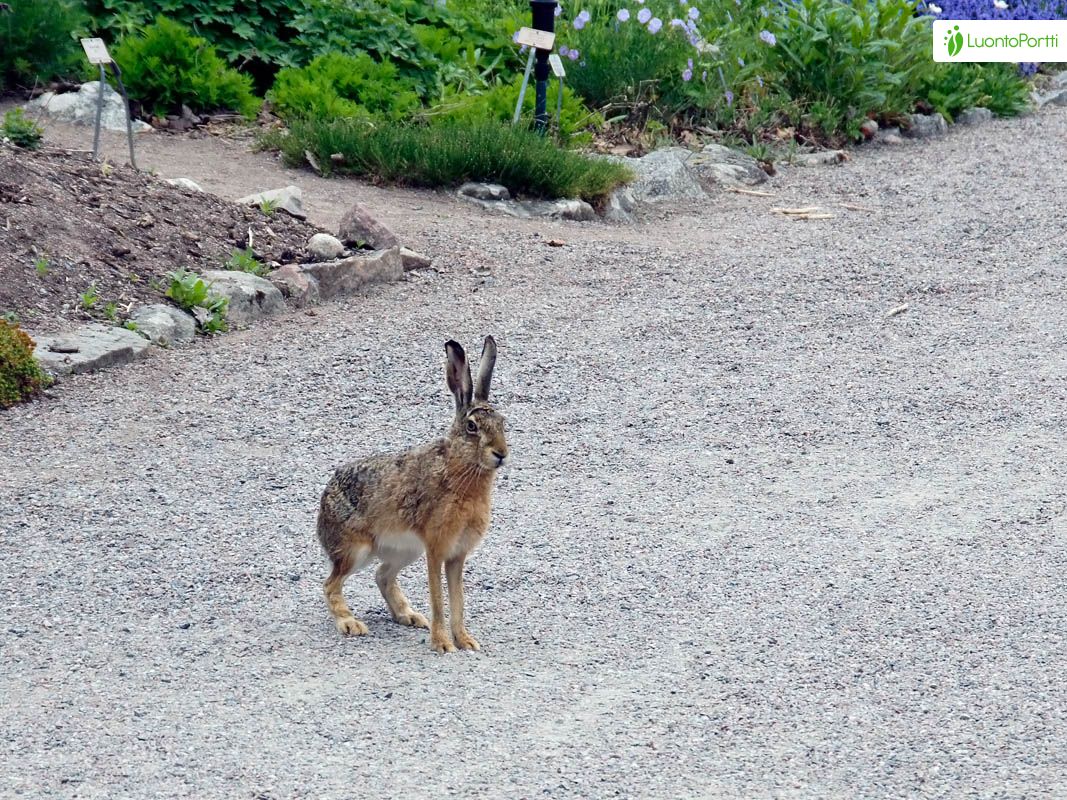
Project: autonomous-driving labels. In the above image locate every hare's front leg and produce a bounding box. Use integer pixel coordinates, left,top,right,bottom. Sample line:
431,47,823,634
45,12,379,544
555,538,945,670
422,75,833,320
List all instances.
446,555,480,651
426,553,456,653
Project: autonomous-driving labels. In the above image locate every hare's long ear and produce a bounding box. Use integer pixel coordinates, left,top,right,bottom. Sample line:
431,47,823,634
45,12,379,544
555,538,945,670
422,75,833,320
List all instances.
444,340,472,414
473,336,497,402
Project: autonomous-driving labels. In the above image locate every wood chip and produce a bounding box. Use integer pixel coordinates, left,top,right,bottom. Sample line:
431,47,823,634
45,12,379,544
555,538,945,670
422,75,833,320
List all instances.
304,149,322,175
726,187,775,197
841,203,876,212
546,239,566,247
886,303,909,318
772,206,822,215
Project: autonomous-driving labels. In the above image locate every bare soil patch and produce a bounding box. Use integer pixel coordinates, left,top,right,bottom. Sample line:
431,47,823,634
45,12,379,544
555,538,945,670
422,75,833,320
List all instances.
0,142,321,332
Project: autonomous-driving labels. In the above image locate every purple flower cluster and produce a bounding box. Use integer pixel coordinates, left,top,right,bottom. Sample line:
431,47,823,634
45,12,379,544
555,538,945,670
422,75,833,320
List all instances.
928,0,1066,19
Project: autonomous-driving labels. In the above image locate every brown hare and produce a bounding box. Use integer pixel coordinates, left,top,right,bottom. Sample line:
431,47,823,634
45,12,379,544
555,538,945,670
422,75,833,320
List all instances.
316,337,508,653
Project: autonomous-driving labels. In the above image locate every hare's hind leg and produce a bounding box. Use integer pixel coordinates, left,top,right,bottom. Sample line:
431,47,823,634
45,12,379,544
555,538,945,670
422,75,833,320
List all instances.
324,542,373,636
376,559,430,629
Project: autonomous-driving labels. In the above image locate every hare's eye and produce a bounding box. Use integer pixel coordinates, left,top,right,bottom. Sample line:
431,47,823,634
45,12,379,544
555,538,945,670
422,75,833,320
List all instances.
466,420,478,434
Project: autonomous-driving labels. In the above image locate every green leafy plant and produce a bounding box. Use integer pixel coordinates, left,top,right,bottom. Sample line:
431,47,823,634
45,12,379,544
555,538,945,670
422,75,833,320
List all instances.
269,52,422,122
33,256,50,277
0,320,50,408
164,269,228,334
123,320,139,332
2,311,18,324
110,17,261,118
0,0,87,91
1,109,44,150
225,247,267,276
80,284,100,309
264,117,633,203
103,301,119,322
259,198,278,216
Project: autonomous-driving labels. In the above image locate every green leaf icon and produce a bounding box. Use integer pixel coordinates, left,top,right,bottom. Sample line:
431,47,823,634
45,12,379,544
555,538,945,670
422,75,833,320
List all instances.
946,25,964,57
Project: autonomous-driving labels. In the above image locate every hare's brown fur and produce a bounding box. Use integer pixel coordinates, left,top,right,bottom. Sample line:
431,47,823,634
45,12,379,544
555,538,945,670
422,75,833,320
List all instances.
316,338,507,653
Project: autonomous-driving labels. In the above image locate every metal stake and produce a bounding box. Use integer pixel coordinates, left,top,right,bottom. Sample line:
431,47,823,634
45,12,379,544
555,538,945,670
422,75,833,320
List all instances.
109,62,138,170
513,49,536,126
92,64,105,161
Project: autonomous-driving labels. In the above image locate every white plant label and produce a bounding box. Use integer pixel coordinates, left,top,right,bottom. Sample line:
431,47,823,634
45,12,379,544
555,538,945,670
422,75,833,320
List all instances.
548,53,566,78
515,27,556,51
80,38,112,65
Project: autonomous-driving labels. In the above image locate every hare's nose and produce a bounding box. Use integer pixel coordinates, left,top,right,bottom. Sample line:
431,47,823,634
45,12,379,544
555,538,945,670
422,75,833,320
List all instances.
492,450,506,465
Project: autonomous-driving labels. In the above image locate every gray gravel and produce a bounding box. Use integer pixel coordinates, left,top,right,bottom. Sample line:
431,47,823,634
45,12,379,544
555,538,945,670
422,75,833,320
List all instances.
2,108,1067,799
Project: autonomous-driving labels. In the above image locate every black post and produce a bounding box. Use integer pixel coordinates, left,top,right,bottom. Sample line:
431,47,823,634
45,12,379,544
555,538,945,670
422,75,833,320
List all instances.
529,0,557,134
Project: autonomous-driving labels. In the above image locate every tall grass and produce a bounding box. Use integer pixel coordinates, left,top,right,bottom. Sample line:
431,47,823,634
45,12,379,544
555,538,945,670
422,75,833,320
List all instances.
264,118,634,202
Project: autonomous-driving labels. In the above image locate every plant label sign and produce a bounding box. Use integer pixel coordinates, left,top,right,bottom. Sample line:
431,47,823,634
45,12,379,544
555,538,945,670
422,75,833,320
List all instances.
514,27,556,51
80,38,112,65
548,53,566,78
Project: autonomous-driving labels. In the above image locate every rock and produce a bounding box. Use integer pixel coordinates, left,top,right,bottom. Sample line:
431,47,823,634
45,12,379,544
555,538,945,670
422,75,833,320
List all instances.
165,178,204,193
236,186,305,219
603,187,637,223
267,264,321,308
25,82,153,133
904,113,948,139
200,270,285,325
881,133,904,145
1053,71,1067,90
1034,88,1067,108
336,202,399,249
129,304,197,346
300,247,404,299
687,144,768,186
860,119,879,139
399,248,431,271
794,150,847,167
31,323,150,377
956,107,994,126
626,148,707,203
458,196,596,221
458,182,511,202
307,233,345,262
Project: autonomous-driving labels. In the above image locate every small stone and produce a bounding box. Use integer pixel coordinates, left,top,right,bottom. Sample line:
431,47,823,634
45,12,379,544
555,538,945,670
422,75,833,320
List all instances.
458,182,511,202
307,233,345,262
336,202,399,249
267,264,321,308
48,337,80,354
399,248,431,271
904,113,948,139
603,187,637,223
129,304,197,346
32,323,151,376
882,134,904,145
301,247,403,299
165,178,204,193
236,186,305,219
200,270,285,325
956,107,994,126
1035,88,1067,108
860,119,879,139
795,150,847,166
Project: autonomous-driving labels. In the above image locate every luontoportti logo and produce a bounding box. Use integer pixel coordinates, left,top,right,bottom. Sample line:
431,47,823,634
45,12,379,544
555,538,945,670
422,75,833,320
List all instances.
945,24,964,57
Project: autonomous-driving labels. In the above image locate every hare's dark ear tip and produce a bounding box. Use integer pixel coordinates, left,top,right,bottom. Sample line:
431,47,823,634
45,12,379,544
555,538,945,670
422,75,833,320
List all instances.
484,335,496,346
445,339,464,355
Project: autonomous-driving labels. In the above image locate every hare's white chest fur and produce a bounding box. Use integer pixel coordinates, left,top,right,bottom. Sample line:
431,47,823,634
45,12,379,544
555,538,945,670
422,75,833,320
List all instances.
448,527,485,560
375,531,425,563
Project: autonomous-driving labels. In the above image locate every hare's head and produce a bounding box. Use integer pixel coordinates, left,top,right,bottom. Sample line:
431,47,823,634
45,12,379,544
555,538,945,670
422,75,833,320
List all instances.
445,337,508,470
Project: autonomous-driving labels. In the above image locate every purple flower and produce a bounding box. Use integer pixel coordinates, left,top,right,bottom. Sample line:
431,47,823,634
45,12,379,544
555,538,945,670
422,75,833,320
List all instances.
567,48,580,60
638,7,652,23
520,44,528,53
617,8,630,21
670,17,685,27
679,0,687,5
760,29,777,45
573,16,586,29
738,56,745,66
648,17,662,32
688,33,699,45
688,6,700,19
757,75,764,87
682,68,693,81
725,90,734,106
702,70,707,80
687,57,694,68
578,9,591,21
560,44,570,55
512,30,520,42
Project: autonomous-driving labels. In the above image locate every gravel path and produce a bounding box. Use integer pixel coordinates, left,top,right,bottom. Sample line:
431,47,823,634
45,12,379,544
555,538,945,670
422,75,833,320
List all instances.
2,109,1066,799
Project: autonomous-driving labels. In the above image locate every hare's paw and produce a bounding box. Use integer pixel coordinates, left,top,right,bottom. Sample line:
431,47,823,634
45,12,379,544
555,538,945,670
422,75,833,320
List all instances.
336,616,370,637
454,630,481,651
431,632,457,653
395,610,430,629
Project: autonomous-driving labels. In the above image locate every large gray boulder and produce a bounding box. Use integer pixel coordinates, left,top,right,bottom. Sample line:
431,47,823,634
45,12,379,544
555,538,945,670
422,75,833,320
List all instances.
236,186,305,219
457,195,596,221
31,323,151,376
626,148,707,204
956,107,994,126
686,144,768,186
904,113,948,139
458,182,511,201
201,270,285,325
26,82,153,133
300,247,403,298
129,304,197,346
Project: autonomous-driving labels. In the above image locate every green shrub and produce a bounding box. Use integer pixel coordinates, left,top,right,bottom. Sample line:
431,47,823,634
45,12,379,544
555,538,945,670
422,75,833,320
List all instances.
0,0,87,91
111,17,261,118
0,321,50,409
269,53,422,122
918,62,1030,121
430,81,602,145
1,109,44,150
265,118,633,202
165,270,228,334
